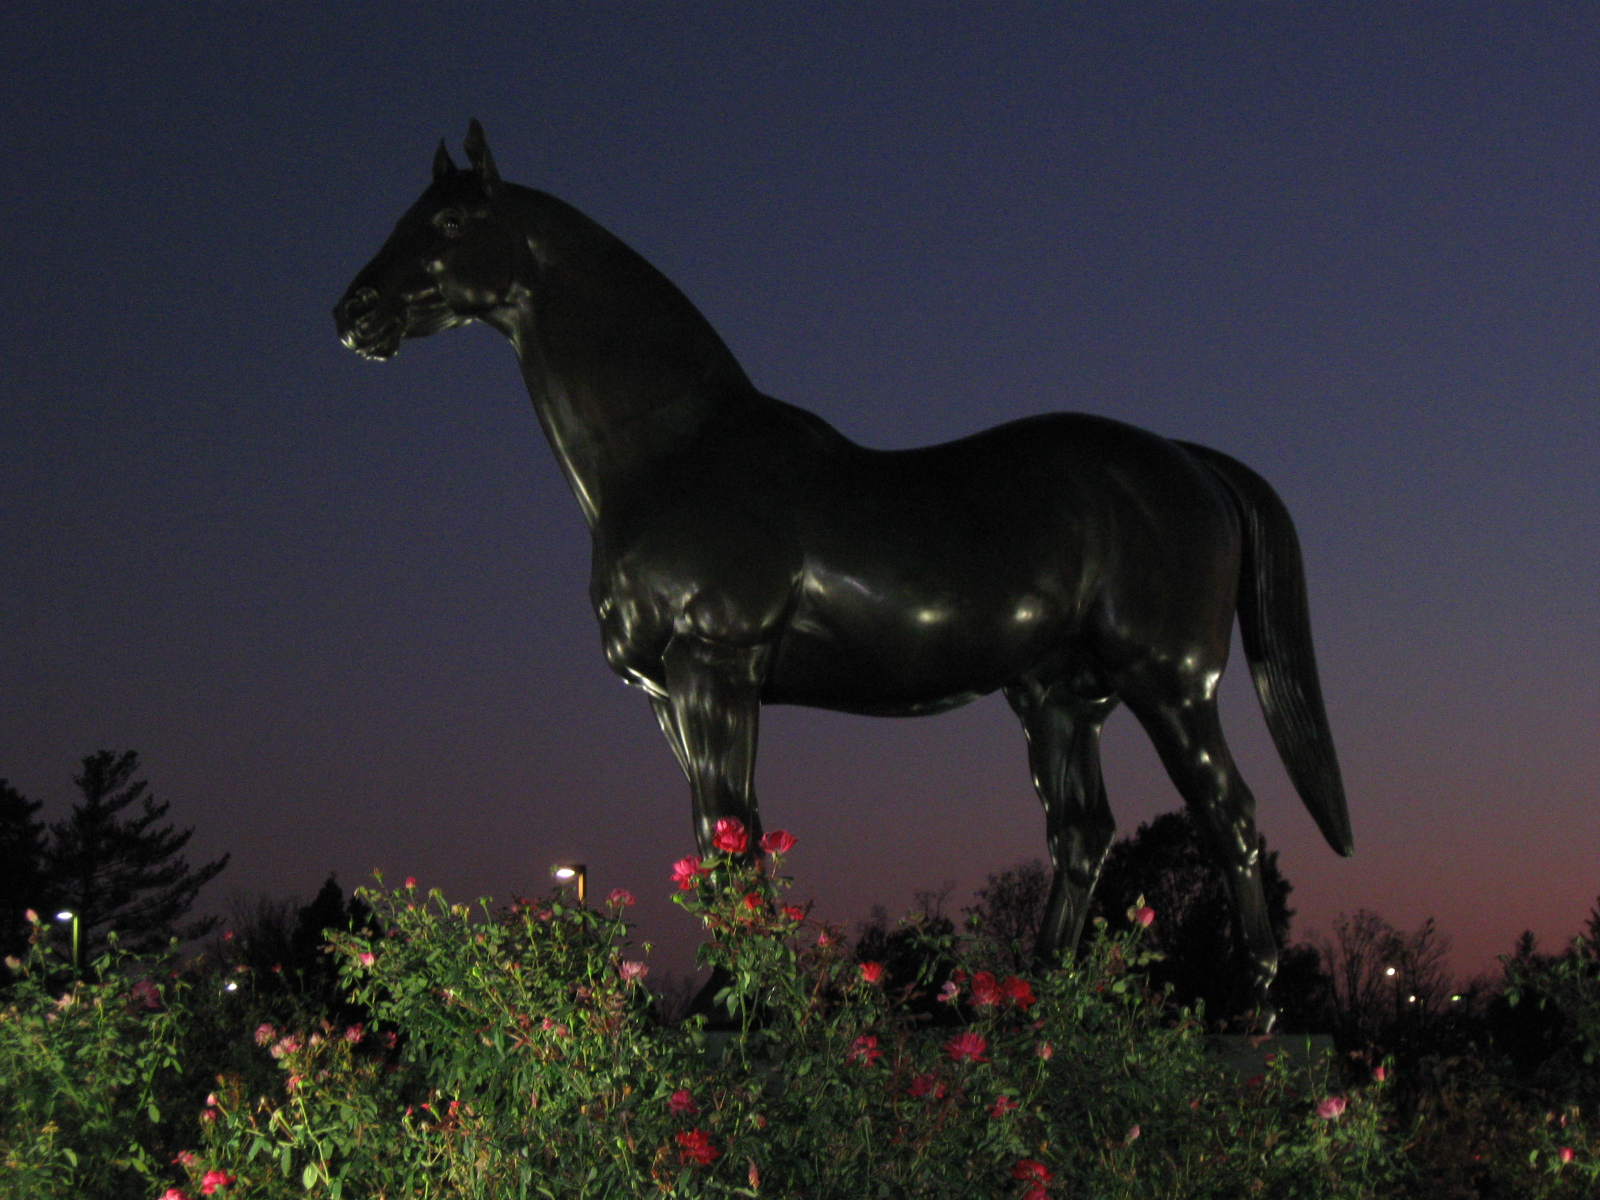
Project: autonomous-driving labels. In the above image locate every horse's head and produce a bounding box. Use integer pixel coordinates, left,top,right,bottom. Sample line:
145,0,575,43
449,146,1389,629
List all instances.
334,120,524,360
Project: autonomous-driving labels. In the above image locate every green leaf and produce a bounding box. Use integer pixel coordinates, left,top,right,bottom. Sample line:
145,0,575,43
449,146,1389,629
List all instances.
304,1162,320,1189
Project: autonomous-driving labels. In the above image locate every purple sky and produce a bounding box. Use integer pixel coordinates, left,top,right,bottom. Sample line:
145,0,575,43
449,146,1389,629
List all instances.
3,5,1596,985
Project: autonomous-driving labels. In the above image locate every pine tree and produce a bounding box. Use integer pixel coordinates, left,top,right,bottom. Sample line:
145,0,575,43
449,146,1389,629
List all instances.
45,751,230,958
1,778,50,978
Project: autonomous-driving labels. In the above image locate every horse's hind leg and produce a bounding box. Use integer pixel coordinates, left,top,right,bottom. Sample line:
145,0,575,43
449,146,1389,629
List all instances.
1005,679,1118,966
1122,685,1280,1030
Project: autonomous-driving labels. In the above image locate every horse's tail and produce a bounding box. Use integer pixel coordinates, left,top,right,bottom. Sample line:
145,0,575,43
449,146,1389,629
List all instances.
1179,440,1354,857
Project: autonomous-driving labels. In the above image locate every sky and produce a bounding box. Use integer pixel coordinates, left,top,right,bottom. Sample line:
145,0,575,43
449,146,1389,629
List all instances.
2,4,1595,987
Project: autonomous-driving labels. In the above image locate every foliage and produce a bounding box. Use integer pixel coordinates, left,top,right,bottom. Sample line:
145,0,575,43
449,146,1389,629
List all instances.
43,751,230,959
6,837,1599,1199
1495,932,1600,1110
162,837,1400,1199
965,861,1049,974
0,777,50,984
0,919,187,1200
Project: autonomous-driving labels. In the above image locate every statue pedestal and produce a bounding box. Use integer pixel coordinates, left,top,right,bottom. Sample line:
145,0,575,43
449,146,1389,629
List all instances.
1206,1032,1336,1081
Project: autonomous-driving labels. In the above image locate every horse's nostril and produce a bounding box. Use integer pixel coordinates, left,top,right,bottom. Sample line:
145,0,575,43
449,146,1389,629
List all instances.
336,287,380,325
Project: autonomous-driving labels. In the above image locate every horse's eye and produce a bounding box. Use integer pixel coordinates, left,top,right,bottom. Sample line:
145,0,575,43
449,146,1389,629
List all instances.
437,211,466,238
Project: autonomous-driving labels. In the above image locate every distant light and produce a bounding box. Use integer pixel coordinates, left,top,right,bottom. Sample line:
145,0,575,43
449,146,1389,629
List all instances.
224,981,238,992
1451,994,1462,1002
56,911,74,922
1384,966,1396,977
553,867,577,880
1407,994,1417,1003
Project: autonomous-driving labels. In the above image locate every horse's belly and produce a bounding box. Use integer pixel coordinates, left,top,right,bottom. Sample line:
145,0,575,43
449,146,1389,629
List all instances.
763,595,1068,716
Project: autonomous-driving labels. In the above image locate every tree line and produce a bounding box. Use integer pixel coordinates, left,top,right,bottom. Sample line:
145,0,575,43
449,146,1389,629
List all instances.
2,751,229,980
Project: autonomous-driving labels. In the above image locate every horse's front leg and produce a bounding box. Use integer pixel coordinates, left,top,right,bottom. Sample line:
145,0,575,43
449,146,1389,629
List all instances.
660,635,770,854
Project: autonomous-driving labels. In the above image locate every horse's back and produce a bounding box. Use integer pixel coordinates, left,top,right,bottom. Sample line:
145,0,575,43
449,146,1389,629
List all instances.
764,410,1242,712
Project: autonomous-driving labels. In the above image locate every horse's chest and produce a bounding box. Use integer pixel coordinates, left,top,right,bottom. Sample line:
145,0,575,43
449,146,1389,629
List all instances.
589,520,802,691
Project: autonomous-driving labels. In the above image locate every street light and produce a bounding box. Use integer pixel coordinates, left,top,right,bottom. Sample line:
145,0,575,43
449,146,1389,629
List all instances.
56,910,80,973
551,862,587,904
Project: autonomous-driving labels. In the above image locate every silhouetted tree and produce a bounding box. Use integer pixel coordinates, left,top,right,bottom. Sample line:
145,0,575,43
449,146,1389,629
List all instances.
209,874,378,1027
964,860,1049,973
1,778,51,983
1317,908,1458,1051
44,751,229,959
1086,809,1313,1028
966,817,1327,1028
853,886,961,1018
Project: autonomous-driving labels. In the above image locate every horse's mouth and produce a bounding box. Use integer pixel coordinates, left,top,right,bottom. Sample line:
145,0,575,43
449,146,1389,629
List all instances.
335,288,460,360
341,321,404,360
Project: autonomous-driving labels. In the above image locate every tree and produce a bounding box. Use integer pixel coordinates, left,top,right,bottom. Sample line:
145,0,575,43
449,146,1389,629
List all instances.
1,778,51,982
1086,809,1309,1028
45,750,229,959
853,885,961,1019
1317,908,1457,1050
964,860,1049,973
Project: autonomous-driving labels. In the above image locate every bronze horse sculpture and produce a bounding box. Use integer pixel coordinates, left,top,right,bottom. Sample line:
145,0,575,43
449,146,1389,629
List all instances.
335,122,1352,1027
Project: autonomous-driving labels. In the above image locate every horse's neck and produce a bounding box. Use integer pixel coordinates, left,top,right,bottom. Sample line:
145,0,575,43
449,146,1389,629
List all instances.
499,190,755,528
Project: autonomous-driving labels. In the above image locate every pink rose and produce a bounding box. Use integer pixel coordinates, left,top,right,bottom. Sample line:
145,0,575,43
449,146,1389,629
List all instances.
1373,1065,1387,1082
1558,1146,1574,1164
1134,905,1155,928
782,904,806,923
859,961,885,984
671,856,707,890
172,1150,198,1167
990,1094,1019,1117
605,888,636,908
358,951,376,967
200,1169,236,1194
759,829,797,855
254,1023,277,1046
162,1190,190,1200
1036,1041,1054,1060
404,876,417,889
1315,1095,1347,1120
619,960,648,983
938,980,960,1003
712,817,748,854
345,1023,365,1043
846,1034,882,1066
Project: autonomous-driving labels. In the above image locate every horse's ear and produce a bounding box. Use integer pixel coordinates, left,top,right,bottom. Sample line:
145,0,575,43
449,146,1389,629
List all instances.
433,139,456,181
464,118,500,189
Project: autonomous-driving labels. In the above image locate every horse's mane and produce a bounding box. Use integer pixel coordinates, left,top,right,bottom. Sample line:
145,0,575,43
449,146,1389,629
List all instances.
504,183,754,397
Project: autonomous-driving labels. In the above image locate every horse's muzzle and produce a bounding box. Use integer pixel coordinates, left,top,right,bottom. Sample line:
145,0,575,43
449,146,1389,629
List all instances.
334,287,403,360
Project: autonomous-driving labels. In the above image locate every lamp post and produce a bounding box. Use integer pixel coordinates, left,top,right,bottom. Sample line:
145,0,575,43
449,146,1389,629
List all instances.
551,862,587,905
56,910,80,974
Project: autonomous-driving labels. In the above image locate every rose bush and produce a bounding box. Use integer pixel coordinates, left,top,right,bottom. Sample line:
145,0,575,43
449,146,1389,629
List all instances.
7,826,1597,1198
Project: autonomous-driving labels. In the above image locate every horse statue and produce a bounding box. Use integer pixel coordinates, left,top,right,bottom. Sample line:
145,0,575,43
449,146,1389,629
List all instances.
334,121,1352,1028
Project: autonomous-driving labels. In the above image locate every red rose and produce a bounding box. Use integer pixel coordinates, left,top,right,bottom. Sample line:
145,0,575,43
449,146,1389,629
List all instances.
759,829,796,855
1001,975,1036,1009
970,971,1002,1007
676,1129,720,1166
859,961,885,984
711,817,748,854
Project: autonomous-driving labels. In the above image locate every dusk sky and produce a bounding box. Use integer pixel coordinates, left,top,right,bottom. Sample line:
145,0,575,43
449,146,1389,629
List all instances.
2,5,1595,985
